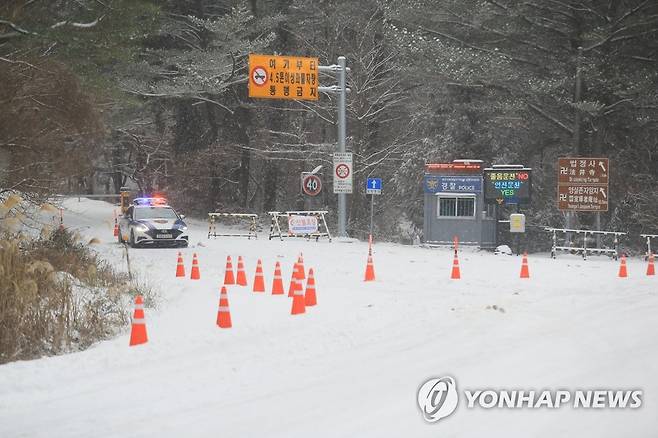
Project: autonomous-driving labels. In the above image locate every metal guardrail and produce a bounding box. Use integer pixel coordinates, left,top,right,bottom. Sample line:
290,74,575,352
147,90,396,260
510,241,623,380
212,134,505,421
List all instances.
640,234,658,258
207,213,258,239
545,227,626,260
57,194,122,201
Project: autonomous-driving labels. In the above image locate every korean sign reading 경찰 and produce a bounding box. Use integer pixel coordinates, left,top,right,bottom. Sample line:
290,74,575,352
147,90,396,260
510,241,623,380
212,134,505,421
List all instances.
423,175,482,193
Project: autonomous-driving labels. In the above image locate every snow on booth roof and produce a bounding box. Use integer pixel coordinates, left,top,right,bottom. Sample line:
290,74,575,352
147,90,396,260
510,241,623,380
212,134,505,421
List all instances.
425,159,483,173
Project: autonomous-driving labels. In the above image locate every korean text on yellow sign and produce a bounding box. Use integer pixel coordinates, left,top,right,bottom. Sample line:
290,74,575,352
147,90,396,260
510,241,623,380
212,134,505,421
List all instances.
248,54,319,100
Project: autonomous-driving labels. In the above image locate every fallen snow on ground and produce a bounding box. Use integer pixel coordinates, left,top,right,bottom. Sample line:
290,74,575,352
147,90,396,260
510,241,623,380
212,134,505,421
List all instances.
1,198,656,437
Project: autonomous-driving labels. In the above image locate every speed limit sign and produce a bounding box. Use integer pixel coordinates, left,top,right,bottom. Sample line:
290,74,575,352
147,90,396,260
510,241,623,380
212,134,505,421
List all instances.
301,173,322,196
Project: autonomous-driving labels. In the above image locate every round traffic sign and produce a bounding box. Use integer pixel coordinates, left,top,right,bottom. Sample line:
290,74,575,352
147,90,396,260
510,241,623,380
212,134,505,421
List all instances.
302,174,322,196
335,163,350,179
251,66,267,86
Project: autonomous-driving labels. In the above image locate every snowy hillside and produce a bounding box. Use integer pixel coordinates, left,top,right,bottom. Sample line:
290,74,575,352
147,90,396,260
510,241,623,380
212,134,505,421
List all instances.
0,198,656,437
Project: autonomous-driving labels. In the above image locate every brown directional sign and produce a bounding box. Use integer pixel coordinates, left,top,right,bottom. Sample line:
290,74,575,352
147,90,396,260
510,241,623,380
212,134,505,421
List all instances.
558,158,609,185
557,157,609,211
248,54,318,100
558,184,608,211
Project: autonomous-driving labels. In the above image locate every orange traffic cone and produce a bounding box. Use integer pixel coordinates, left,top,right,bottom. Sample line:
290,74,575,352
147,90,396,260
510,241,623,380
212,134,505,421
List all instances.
224,256,235,285
216,286,232,328
190,253,201,280
129,295,148,346
253,259,265,292
364,253,375,281
618,255,628,278
272,261,284,295
291,278,306,315
520,252,530,279
450,253,461,279
288,262,303,297
298,253,306,280
305,268,317,306
236,256,248,286
175,251,185,278
647,253,655,276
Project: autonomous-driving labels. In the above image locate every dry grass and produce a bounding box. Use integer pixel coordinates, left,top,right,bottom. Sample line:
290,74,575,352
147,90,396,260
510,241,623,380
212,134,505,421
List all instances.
0,228,146,364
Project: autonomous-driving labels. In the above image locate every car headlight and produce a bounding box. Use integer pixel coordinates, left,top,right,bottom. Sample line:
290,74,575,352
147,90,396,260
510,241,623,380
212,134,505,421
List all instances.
180,226,188,231
135,223,149,232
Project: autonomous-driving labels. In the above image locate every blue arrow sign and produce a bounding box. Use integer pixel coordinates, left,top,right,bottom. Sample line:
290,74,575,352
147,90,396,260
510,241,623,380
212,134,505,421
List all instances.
366,178,382,194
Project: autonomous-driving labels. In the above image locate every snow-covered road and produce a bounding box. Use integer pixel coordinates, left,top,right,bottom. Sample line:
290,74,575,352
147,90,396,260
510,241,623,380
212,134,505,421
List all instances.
1,198,656,437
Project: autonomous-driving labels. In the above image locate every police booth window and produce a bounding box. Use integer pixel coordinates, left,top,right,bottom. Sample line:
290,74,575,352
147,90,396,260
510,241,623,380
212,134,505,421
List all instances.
437,194,476,218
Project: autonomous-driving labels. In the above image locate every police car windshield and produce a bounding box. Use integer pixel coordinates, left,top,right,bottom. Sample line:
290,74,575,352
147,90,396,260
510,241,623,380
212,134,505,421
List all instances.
134,207,178,220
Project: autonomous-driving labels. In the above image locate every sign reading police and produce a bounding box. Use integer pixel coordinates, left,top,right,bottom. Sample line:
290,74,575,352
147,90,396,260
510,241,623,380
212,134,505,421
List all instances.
423,175,482,193
483,167,532,205
248,54,318,100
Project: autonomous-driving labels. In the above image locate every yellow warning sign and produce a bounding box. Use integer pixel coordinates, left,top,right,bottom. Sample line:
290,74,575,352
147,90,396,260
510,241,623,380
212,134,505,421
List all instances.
248,54,319,100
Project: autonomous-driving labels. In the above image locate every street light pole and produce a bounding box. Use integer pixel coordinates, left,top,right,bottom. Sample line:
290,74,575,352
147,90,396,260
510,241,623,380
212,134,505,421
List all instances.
319,57,350,238
337,56,348,237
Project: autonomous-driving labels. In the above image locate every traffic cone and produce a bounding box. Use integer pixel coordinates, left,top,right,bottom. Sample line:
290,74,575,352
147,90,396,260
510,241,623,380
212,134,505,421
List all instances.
236,256,248,286
618,255,628,278
175,252,185,278
216,286,232,328
288,262,302,297
305,268,317,306
647,253,655,276
364,253,375,281
291,278,306,315
272,261,284,295
520,252,530,279
298,253,306,280
224,256,235,285
253,259,265,292
450,253,461,279
129,295,148,346
190,253,200,280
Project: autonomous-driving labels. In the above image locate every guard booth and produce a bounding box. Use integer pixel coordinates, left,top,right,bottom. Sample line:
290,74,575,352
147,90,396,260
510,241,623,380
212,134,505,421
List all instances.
423,160,496,247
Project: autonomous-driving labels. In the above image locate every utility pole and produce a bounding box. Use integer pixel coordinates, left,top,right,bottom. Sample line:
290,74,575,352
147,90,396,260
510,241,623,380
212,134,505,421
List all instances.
568,47,584,240
573,47,583,157
319,56,350,238
337,56,348,238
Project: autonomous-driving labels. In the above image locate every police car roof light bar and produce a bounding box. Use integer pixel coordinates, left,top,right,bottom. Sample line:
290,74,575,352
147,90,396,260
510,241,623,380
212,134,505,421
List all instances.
133,197,168,206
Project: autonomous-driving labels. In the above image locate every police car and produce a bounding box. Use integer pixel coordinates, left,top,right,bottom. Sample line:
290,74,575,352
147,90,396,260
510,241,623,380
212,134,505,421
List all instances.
118,197,189,248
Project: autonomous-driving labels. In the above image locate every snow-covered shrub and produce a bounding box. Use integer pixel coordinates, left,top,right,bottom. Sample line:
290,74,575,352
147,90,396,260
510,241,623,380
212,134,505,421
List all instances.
0,228,141,364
